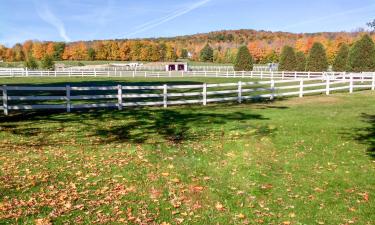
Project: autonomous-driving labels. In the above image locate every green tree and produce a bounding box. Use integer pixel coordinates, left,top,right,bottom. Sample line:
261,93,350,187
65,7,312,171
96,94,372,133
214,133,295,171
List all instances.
332,44,349,72
234,46,253,71
347,34,375,72
180,49,188,58
200,44,214,62
295,51,306,71
279,46,297,71
53,42,65,60
306,42,328,72
24,56,38,69
88,48,96,60
40,54,55,70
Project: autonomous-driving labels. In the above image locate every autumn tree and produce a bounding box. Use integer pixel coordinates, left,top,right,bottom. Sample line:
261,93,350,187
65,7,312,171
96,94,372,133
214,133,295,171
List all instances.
22,40,33,60
13,43,25,61
306,42,328,71
150,44,162,62
347,34,375,72
119,42,131,61
332,44,349,72
279,46,297,71
46,42,55,57
165,44,177,61
32,42,46,60
295,51,306,71
0,45,6,61
5,49,14,62
109,41,120,60
234,46,253,71
200,44,213,62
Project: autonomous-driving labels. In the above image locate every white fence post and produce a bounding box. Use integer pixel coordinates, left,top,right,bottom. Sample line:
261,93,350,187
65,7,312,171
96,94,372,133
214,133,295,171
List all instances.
326,76,330,95
26,68,28,77
282,71,285,80
372,74,375,91
118,85,122,110
203,83,207,106
350,76,353,93
66,85,71,113
238,81,242,103
270,80,275,100
261,71,263,80
2,85,8,116
294,71,297,79
163,84,168,108
299,80,304,98
94,68,97,77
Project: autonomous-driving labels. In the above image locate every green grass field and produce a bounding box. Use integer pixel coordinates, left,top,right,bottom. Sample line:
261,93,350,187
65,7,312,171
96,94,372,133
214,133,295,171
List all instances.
0,77,374,224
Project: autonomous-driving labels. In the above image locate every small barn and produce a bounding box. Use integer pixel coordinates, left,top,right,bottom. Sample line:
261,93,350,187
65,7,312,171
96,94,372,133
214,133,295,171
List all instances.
165,62,188,72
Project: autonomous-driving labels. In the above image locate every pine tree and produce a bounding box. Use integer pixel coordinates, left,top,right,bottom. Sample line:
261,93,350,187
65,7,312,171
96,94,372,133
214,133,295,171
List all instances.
40,55,55,70
200,44,214,62
306,42,328,72
332,44,349,72
279,46,297,71
295,51,306,71
234,46,253,71
347,34,375,72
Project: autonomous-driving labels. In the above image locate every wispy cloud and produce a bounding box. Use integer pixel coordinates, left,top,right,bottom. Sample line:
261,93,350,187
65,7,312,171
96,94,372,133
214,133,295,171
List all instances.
34,0,71,42
281,4,375,30
126,0,212,37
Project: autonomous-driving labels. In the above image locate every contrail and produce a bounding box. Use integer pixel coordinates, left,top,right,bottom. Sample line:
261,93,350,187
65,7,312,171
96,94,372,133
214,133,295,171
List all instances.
34,0,71,42
126,0,212,37
281,4,375,30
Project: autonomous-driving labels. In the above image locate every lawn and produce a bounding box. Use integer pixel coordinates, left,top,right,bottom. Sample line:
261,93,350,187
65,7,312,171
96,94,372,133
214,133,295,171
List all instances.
0,78,374,224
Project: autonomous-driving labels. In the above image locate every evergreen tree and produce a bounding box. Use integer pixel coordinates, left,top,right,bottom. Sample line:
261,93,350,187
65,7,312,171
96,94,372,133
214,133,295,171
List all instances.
332,44,349,72
24,56,38,69
347,34,375,72
200,44,214,62
295,51,306,71
40,55,55,70
88,48,96,60
306,42,328,71
279,46,297,71
180,49,188,58
234,46,253,71
53,42,65,60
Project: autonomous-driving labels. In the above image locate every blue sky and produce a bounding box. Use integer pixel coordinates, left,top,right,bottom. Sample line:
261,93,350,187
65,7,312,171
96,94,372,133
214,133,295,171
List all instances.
1,0,375,46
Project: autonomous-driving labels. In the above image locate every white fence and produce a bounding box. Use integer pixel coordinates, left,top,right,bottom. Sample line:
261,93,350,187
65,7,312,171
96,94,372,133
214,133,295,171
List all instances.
0,69,364,80
1,74,374,115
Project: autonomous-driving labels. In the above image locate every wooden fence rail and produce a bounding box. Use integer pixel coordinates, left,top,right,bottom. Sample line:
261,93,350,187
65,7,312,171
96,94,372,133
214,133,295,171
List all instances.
1,75,375,115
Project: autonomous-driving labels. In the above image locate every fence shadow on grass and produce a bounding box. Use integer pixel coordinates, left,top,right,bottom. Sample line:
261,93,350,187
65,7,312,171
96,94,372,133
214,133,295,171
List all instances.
351,113,375,159
0,104,276,146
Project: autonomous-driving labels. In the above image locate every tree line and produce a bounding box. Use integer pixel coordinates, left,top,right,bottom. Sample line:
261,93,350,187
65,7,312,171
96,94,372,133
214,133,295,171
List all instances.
230,34,375,72
0,32,375,72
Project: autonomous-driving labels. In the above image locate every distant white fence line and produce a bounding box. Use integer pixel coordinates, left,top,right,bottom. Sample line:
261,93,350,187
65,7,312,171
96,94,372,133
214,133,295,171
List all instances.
1,74,374,115
0,69,371,80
